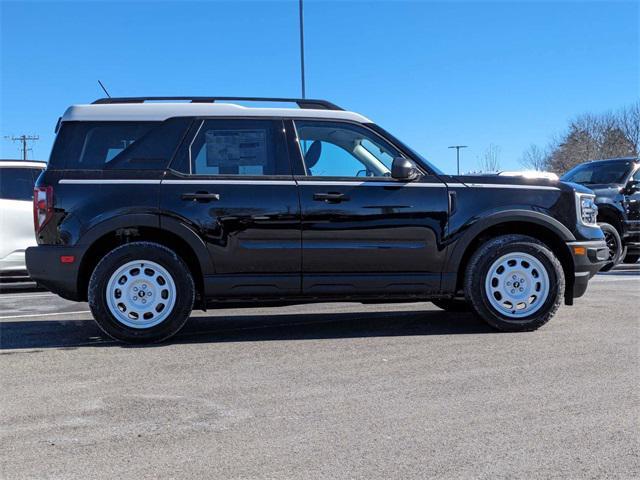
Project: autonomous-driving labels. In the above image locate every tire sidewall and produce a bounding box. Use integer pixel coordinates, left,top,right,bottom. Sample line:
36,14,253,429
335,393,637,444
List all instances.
466,236,564,330
89,242,194,343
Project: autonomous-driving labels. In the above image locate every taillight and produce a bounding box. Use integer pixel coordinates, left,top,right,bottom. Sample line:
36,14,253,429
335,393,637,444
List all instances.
33,186,54,234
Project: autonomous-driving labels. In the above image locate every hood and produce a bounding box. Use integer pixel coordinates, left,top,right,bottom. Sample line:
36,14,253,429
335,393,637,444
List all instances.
444,173,593,195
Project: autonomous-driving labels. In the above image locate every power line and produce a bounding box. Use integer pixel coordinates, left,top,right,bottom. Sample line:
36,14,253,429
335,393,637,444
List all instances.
4,135,39,161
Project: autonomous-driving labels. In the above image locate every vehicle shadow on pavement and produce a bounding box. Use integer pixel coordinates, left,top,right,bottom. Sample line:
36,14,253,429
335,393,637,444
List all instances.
0,310,493,351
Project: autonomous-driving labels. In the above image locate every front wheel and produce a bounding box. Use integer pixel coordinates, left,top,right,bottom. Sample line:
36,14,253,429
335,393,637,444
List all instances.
88,242,195,344
464,235,565,332
598,222,622,272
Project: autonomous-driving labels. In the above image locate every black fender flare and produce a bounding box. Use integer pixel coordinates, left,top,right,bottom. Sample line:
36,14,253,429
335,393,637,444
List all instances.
595,203,625,233
445,209,575,274
77,213,214,276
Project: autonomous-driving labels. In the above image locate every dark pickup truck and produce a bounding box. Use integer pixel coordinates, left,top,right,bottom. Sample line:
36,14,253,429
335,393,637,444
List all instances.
27,96,608,343
562,157,640,266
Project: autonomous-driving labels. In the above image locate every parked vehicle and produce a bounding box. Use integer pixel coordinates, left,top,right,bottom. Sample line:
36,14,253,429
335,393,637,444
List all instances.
561,157,640,268
26,97,608,343
0,160,46,283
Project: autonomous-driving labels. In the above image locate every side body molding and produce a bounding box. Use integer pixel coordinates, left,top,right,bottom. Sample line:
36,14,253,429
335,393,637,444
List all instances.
444,209,576,275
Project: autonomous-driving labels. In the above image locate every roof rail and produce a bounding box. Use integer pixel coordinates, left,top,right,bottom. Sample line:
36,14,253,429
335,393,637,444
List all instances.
92,96,344,111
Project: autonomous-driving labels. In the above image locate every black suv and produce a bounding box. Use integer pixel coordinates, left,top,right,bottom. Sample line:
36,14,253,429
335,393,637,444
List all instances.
561,157,640,266
27,97,608,343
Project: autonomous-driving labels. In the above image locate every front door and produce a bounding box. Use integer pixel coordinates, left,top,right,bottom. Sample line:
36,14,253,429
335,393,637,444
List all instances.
287,119,449,296
161,118,301,297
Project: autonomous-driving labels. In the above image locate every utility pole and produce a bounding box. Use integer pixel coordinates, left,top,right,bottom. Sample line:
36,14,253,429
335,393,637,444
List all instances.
5,135,39,161
448,145,468,175
298,0,306,98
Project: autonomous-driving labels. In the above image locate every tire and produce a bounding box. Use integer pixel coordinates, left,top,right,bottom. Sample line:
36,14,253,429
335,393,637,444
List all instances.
464,234,564,332
88,242,195,344
623,253,640,264
598,222,623,272
431,299,471,312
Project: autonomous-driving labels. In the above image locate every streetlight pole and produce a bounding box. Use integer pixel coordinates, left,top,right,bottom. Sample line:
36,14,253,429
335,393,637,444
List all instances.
448,145,468,175
298,0,306,99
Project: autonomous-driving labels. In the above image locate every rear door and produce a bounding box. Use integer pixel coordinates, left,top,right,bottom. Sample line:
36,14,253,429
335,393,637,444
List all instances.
161,118,301,298
287,119,449,296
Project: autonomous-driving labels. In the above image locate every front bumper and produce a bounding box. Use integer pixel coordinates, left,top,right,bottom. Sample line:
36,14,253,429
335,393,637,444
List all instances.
567,240,608,301
25,245,84,301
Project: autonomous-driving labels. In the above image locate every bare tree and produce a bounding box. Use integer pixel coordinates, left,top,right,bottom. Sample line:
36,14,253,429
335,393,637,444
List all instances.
519,144,548,171
618,101,640,154
478,144,501,172
546,102,639,173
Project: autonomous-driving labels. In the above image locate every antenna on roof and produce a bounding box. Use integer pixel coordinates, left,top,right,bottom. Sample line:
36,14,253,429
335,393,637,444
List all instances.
98,80,111,98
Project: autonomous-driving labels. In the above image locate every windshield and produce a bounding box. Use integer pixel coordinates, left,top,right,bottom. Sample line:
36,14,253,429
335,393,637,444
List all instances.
561,160,634,185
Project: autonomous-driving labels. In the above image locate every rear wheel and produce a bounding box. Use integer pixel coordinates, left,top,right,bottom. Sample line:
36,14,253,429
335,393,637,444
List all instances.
464,235,564,332
598,222,623,272
88,242,194,344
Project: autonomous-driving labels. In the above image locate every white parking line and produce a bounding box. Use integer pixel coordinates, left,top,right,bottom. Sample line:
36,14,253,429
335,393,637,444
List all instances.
0,310,91,320
0,293,56,300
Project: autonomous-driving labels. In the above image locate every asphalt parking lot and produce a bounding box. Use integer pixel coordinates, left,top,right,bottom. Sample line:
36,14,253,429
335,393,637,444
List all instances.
1,265,639,479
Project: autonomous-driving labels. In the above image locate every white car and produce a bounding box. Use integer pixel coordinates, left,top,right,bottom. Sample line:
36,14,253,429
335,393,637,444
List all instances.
0,160,46,278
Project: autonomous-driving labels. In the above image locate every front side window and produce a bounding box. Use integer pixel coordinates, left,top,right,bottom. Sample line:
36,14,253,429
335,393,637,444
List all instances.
0,168,40,201
294,120,402,178
561,160,634,185
188,119,289,176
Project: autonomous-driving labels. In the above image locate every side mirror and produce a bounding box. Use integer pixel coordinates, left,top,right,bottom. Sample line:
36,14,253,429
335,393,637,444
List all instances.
391,157,419,181
625,180,640,194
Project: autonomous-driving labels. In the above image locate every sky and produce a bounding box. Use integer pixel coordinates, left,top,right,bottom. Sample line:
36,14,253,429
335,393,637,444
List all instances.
1,0,638,173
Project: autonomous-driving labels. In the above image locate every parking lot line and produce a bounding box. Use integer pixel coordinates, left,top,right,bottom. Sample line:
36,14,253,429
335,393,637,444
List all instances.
0,292,56,300
0,310,90,320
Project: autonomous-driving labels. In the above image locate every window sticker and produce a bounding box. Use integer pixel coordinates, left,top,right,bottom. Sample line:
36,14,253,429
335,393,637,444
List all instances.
205,129,267,170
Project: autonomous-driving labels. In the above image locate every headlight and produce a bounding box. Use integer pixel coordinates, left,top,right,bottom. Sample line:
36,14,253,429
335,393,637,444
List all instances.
576,193,598,226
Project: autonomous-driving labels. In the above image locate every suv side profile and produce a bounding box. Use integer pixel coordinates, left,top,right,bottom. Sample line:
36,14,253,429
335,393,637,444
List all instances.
27,97,608,343
561,158,640,266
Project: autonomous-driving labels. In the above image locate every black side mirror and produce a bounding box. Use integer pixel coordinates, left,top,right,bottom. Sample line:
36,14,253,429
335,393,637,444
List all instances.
391,157,419,181
625,180,640,194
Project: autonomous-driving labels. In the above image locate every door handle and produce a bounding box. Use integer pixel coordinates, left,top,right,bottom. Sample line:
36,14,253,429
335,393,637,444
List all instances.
313,192,349,203
181,192,221,202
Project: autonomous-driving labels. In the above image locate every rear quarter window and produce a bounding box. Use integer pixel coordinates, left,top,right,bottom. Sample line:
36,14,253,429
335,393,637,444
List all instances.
49,118,192,170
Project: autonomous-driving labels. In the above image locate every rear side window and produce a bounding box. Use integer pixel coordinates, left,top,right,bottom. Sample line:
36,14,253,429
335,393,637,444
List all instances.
49,118,191,170
180,119,289,176
0,168,40,201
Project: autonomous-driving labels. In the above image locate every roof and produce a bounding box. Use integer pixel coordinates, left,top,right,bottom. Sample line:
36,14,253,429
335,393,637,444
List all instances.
0,159,46,168
61,102,373,124
583,157,639,164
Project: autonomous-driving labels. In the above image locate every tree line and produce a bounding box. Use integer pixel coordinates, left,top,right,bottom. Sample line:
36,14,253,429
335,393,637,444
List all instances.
474,101,639,174
519,101,639,173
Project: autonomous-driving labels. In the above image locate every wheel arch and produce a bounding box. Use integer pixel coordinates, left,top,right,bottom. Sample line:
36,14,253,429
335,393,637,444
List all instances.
596,204,624,235
445,211,576,303
76,215,212,303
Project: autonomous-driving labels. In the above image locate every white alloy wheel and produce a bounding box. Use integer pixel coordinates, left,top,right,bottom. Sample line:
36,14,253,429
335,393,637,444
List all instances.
105,260,177,329
484,252,550,319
